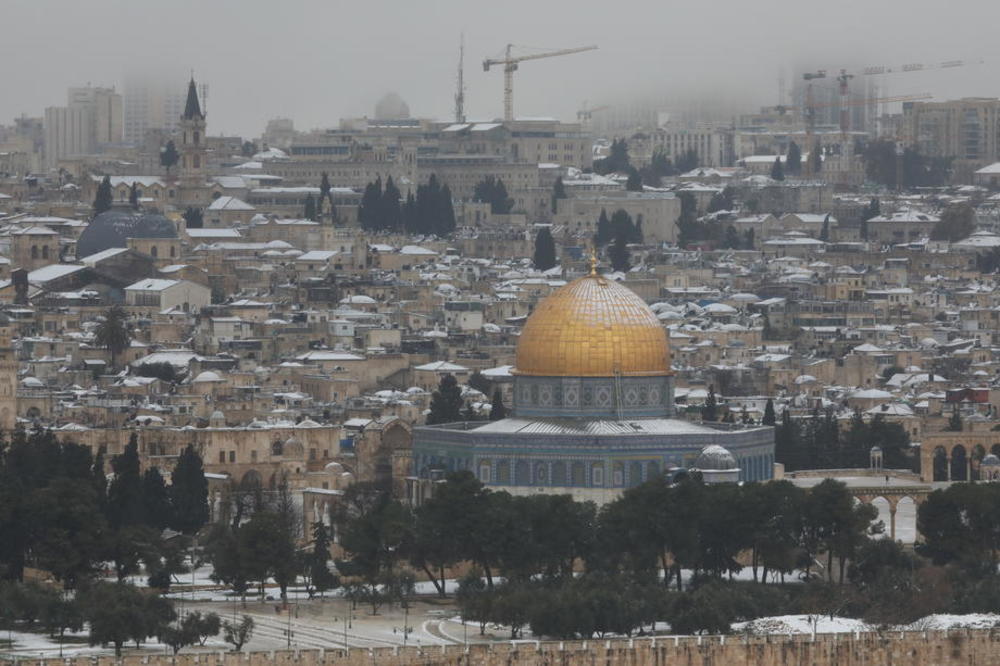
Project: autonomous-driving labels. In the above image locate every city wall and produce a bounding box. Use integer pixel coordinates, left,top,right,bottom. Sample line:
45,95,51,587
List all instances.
8,630,1000,666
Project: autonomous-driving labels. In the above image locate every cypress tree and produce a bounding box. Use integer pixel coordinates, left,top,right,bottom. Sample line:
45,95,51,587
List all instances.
609,229,631,273
702,385,718,422
762,399,776,426
595,209,612,245
438,183,456,236
427,374,464,425
383,177,402,232
625,167,642,191
308,521,338,596
786,141,802,176
770,157,785,181
170,444,209,535
303,193,317,221
128,182,139,209
159,140,179,174
533,228,557,271
810,142,823,174
182,207,203,229
107,433,144,529
820,214,830,242
489,389,507,421
319,172,332,216
93,175,113,216
551,177,567,214
142,467,172,530
402,191,417,234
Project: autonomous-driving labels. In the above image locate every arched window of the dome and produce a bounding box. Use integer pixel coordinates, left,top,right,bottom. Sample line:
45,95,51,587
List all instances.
496,461,510,484
612,463,624,487
534,463,547,485
591,464,604,487
478,461,491,483
551,462,566,486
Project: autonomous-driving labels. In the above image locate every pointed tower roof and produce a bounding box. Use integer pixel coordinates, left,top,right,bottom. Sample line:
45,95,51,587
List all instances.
183,78,203,120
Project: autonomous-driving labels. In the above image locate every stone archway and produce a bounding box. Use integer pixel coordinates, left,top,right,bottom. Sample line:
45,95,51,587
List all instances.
951,445,968,482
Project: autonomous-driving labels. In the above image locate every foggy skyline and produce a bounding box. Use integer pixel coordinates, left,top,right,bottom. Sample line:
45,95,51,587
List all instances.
3,0,999,137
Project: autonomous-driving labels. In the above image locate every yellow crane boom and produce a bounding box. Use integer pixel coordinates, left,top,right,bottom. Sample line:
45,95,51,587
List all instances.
483,44,598,121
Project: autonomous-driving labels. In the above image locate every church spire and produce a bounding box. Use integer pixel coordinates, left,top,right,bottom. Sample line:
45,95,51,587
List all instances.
183,77,203,120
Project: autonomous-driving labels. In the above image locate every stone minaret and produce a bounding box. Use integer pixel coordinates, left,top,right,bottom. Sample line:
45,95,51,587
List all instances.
0,315,18,432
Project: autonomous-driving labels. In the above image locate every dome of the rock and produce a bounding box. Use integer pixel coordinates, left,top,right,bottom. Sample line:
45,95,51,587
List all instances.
515,274,671,377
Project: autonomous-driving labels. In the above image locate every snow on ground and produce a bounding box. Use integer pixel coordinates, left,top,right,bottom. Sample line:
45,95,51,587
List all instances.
733,615,871,635
905,614,1000,630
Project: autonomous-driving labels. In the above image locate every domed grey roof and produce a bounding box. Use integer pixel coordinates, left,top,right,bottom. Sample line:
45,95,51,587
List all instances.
983,454,1000,465
694,445,738,471
78,210,177,258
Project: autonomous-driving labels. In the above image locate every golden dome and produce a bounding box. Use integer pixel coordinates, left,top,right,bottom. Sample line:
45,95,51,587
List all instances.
515,274,671,377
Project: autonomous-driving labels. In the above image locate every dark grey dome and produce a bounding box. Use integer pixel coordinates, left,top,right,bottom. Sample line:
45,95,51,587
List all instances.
78,210,177,258
694,445,738,471
983,454,1000,465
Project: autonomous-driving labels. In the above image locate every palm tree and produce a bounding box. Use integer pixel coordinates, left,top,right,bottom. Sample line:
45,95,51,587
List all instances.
94,305,131,370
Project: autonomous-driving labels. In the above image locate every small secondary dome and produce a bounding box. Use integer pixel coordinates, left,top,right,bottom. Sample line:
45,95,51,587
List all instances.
77,210,177,258
694,445,738,471
515,274,671,377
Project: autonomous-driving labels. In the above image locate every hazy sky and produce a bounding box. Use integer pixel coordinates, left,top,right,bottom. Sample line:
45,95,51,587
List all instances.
2,0,999,137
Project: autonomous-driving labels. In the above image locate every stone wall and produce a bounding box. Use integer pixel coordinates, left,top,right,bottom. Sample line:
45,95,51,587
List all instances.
14,630,1000,666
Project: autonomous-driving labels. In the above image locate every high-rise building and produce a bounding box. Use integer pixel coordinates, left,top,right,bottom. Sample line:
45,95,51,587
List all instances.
123,73,186,145
43,85,122,168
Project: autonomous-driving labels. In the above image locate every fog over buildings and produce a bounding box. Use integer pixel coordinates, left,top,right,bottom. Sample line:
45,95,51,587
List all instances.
3,0,1000,136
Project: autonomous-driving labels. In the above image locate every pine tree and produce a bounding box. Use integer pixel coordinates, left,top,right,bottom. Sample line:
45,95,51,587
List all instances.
128,182,139,209
489,389,507,421
303,193,317,221
786,141,802,176
770,157,785,181
634,215,644,243
160,141,179,174
820,214,830,242
473,177,513,214
402,191,417,233
169,444,209,535
762,399,776,426
533,228,557,271
359,178,383,231
93,175,113,216
551,177,567,214
609,229,631,273
427,374,464,425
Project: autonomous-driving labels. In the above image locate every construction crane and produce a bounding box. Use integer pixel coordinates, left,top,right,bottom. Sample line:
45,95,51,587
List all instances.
577,102,611,126
454,34,466,123
483,44,598,122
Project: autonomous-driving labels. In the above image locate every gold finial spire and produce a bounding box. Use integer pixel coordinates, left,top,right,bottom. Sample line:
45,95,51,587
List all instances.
589,245,598,276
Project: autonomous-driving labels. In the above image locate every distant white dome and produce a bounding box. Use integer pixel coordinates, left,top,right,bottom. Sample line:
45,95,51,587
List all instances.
21,377,43,388
193,370,223,383
374,92,410,120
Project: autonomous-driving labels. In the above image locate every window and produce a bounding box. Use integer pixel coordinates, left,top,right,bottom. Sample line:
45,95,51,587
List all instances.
218,451,225,463
251,450,257,462
479,463,491,483
228,451,235,463
151,246,158,258
193,155,201,169
193,131,200,145
42,246,49,259
31,246,38,259
592,466,604,486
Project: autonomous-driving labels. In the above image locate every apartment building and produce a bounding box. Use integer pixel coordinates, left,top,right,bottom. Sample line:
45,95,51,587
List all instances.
903,98,1000,180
